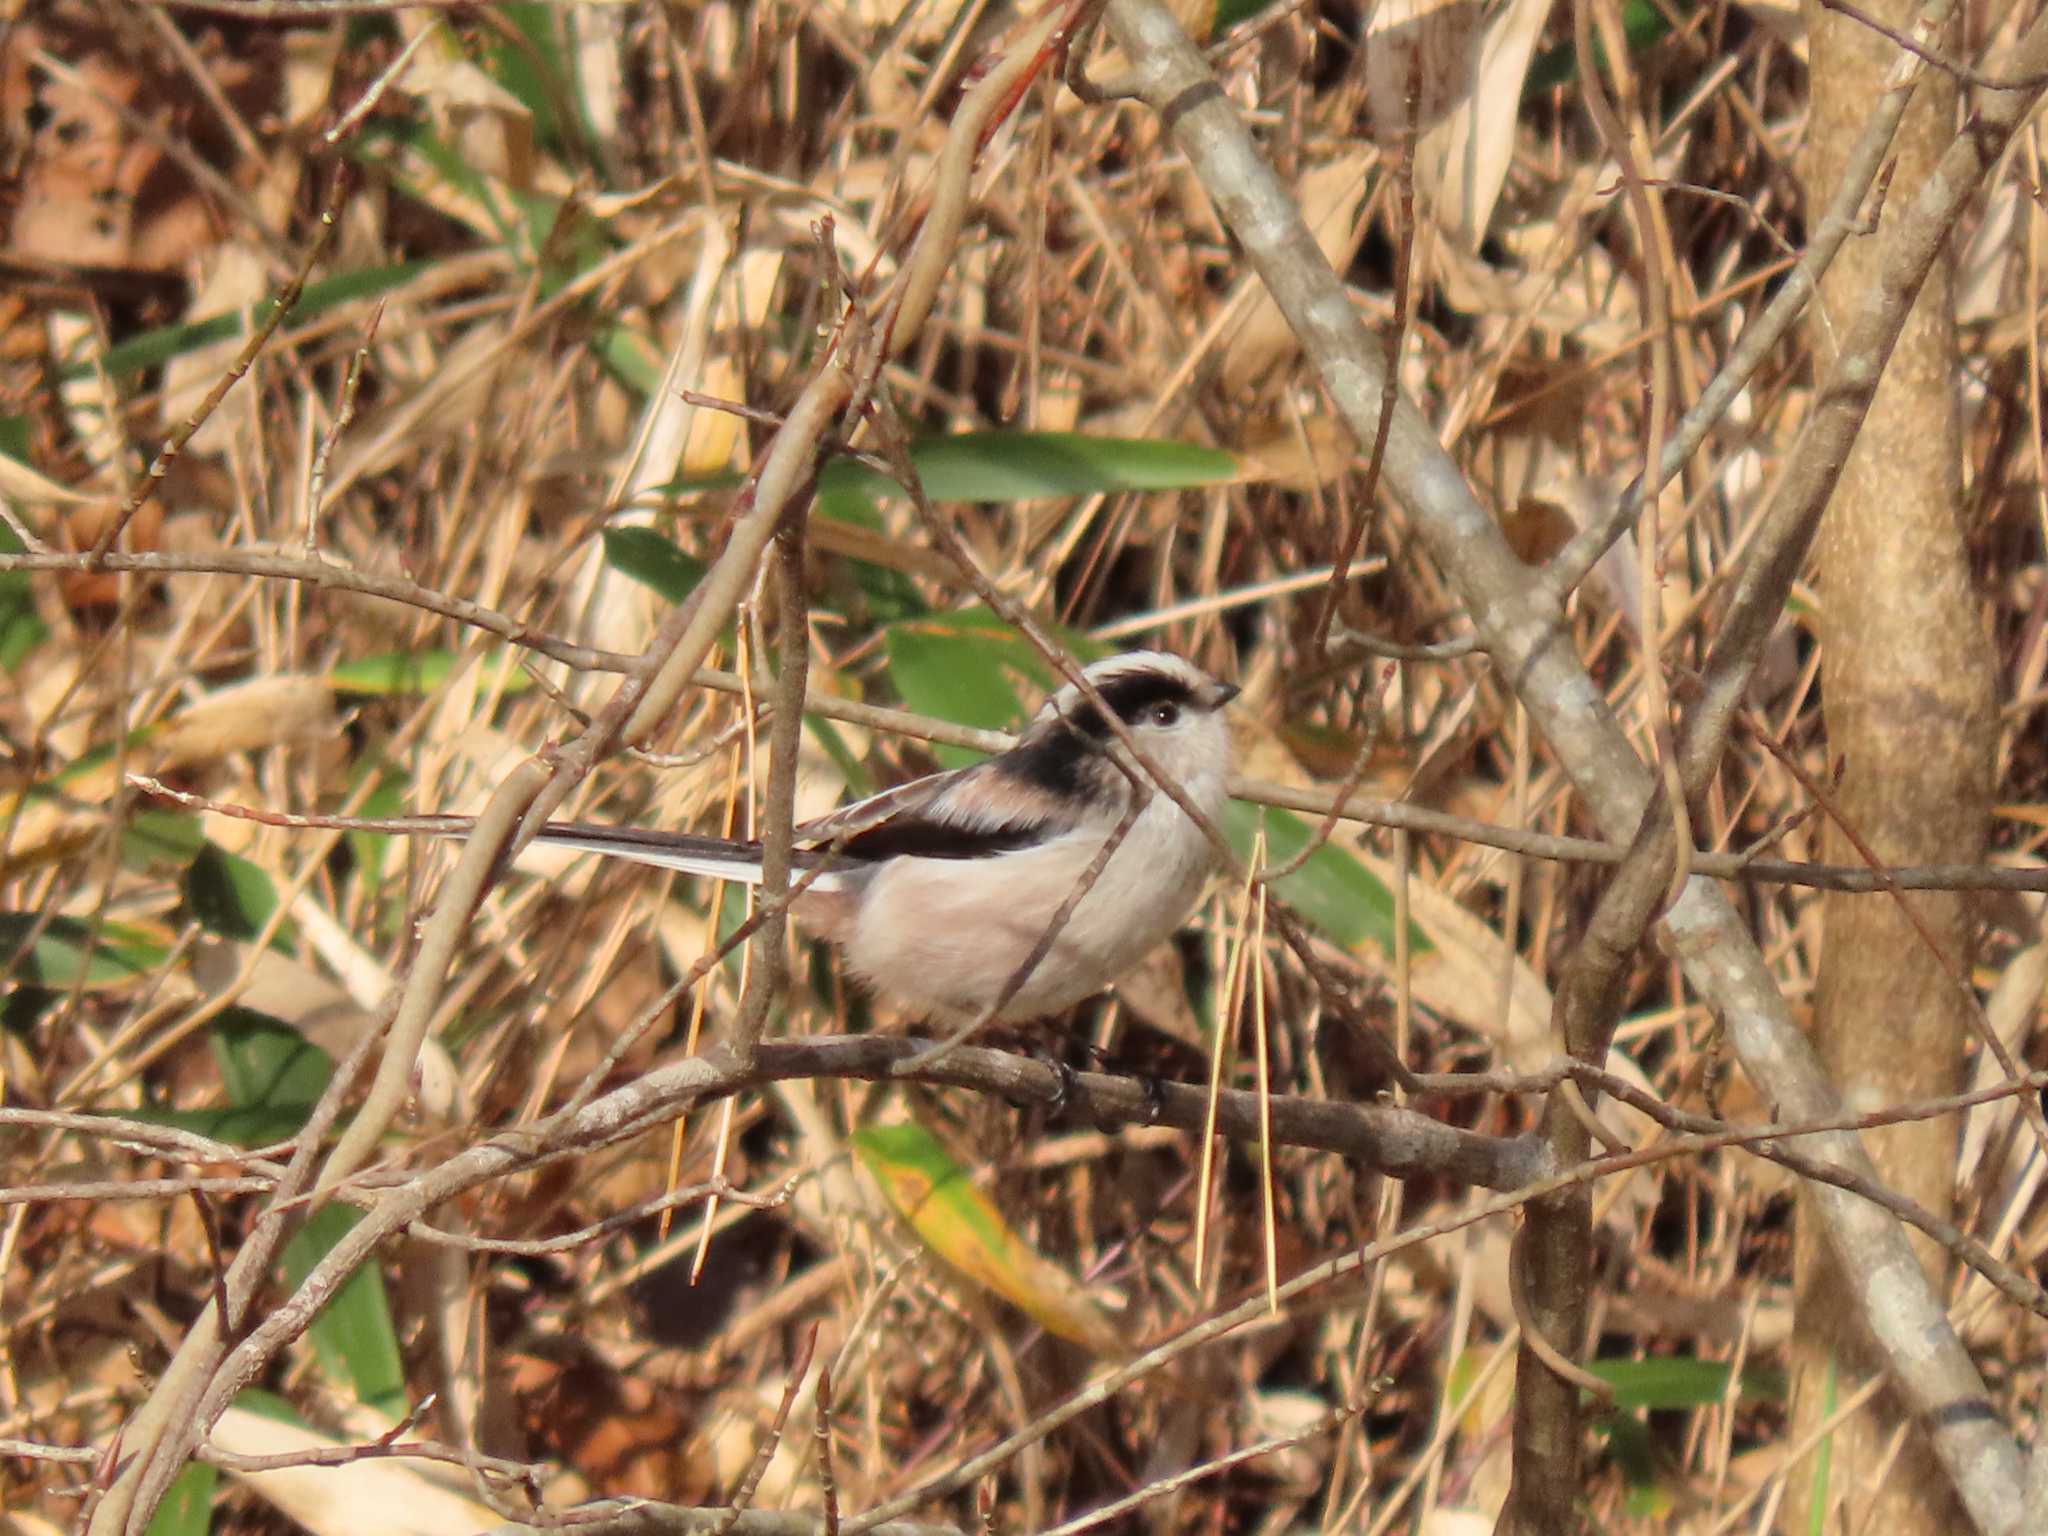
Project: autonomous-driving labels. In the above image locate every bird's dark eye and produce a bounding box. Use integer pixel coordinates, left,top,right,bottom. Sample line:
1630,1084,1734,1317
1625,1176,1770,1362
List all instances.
1148,701,1182,727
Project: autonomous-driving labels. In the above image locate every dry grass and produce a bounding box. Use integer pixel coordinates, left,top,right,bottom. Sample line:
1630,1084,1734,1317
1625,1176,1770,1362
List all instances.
2,0,2046,1530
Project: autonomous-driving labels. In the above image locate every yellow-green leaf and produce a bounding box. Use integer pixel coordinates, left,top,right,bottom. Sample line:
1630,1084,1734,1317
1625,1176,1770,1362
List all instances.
853,1122,1125,1356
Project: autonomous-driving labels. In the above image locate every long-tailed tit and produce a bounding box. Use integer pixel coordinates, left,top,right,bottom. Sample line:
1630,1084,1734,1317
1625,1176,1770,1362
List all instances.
504,650,1238,1024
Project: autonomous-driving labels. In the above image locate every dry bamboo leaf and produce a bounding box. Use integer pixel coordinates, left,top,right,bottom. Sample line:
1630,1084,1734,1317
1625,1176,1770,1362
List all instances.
47,311,124,488
1445,1337,1516,1511
683,245,788,475
190,941,377,1062
210,1405,502,1535
0,447,90,506
85,1171,208,1261
1108,942,1207,1045
146,676,338,771
585,179,682,220
288,893,394,1011
774,1077,882,1241
1353,845,1554,1061
1232,415,1355,493
1243,1388,1337,1488
332,315,520,488
1033,376,1084,433
1365,0,1552,251
56,499,162,609
1958,178,2020,326
574,1,629,153
402,32,538,193
1957,892,2048,1190
1431,238,1637,346
280,22,345,128
418,722,595,885
1419,1514,1496,1535
1732,0,1806,47
699,1380,818,1509
1341,846,1661,1200
1499,497,1577,567
4,30,147,270
836,0,952,42
568,220,743,662
804,514,966,581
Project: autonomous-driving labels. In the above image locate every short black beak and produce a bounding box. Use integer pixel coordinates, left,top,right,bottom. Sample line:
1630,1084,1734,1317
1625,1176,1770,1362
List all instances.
1206,681,1241,709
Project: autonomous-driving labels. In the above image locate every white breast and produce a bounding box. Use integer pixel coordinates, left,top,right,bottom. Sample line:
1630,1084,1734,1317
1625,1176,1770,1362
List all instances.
837,787,1221,1023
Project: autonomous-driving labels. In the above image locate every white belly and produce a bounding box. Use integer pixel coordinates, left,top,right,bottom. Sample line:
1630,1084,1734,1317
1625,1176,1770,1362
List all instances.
838,809,1215,1023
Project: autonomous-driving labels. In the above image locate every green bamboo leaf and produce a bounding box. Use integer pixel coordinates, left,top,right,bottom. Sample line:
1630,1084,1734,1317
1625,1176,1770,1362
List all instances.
1212,0,1281,31
91,261,434,380
143,1462,216,1536
1811,1361,1837,1534
184,843,293,947
593,323,667,396
0,482,47,670
326,649,535,697
284,1203,409,1417
488,1,581,156
883,610,1104,753
884,616,1088,768
0,914,168,989
1595,1413,1670,1518
1586,1355,1786,1411
814,476,928,624
205,1011,408,1414
602,526,707,603
804,715,874,798
135,1101,329,1147
1527,0,1675,93
884,625,1025,746
210,1007,331,1113
821,430,1240,512
1225,803,1430,956
123,809,207,872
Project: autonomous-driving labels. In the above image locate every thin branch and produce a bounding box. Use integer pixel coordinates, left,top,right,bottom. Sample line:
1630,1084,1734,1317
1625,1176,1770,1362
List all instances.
714,1327,819,1536
1035,1402,1357,1536
1539,0,1967,603
1817,0,2048,89
1748,710,2048,1167
728,515,813,1062
404,1178,793,1255
147,0,603,13
93,172,343,558
494,1510,964,1536
115,760,2048,897
1092,0,2048,1524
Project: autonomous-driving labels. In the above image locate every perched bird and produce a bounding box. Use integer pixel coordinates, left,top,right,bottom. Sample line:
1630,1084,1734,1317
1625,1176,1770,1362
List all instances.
518,650,1238,1024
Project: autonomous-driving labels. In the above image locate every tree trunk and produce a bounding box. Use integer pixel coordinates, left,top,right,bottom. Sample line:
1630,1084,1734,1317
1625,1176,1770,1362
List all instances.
1790,3,1996,1529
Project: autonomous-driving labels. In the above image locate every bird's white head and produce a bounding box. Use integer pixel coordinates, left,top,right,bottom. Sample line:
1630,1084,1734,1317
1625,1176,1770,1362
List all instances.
1023,650,1238,816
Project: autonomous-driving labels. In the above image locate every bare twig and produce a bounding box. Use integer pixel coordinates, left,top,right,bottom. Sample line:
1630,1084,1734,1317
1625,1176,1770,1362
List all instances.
1818,0,2048,89
93,174,343,558
1748,711,2048,1167
714,1327,819,1536
1092,0,2048,1524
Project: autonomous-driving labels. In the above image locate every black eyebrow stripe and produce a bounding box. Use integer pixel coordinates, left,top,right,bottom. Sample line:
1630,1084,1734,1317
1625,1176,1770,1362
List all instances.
1069,671,1198,736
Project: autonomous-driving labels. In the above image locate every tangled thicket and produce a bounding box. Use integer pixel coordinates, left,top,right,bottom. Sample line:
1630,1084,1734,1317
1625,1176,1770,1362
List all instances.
3,0,2047,1531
